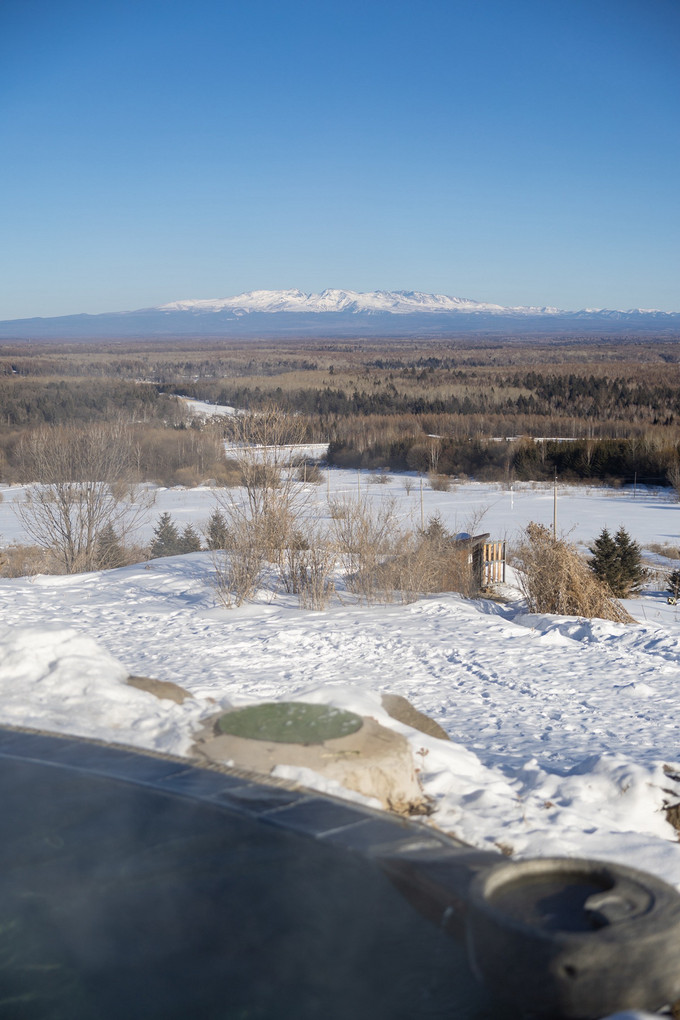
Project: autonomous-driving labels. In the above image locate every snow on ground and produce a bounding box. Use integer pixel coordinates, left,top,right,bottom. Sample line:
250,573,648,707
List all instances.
224,440,331,461
2,470,678,567
179,394,331,459
2,470,680,921
179,396,237,417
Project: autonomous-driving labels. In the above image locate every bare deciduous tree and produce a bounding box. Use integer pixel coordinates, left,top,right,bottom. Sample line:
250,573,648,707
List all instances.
330,494,401,603
667,462,680,502
211,405,316,605
216,405,313,563
428,437,441,474
211,517,266,607
16,423,152,573
281,527,336,610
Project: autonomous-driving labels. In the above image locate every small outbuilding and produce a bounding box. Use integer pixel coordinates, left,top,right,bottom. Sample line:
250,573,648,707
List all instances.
453,532,506,591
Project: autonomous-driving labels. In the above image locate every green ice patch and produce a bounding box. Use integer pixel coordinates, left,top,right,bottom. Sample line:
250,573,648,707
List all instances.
215,702,364,745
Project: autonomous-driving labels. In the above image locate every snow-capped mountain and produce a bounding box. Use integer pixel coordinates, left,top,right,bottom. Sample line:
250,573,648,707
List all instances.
1,288,679,339
158,288,516,315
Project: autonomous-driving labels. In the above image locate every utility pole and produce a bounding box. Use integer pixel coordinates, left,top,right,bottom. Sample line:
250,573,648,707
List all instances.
420,475,425,531
553,469,557,540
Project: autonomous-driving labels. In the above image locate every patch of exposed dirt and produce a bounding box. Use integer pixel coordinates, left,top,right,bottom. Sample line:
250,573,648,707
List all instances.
381,693,450,741
126,675,192,704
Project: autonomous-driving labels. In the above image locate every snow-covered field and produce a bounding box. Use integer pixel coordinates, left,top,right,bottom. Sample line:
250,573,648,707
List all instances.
2,470,680,927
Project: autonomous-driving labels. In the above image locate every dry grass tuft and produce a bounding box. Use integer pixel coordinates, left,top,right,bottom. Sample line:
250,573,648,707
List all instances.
514,522,633,623
295,536,336,610
0,543,57,577
210,521,265,607
331,495,398,604
295,462,325,484
648,541,680,560
428,472,451,491
383,530,477,603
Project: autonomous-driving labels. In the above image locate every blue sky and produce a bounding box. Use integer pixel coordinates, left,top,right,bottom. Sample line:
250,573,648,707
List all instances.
1,0,679,318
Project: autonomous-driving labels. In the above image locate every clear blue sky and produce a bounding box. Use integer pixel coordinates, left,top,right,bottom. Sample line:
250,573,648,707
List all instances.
1,0,679,318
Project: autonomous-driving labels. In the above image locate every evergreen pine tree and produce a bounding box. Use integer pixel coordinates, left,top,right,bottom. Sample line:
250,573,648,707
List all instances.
205,508,229,550
150,513,181,558
589,527,621,592
422,512,449,543
589,525,646,596
666,568,680,601
614,526,645,595
179,523,202,553
95,523,125,569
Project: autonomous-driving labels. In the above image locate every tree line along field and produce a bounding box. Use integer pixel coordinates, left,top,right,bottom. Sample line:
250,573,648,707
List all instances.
1,336,680,487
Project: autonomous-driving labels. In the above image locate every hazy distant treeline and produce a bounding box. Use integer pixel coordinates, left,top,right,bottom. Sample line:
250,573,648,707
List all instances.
2,338,680,488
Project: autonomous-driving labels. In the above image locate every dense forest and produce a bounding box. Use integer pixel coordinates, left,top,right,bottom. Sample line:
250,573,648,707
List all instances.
1,336,679,487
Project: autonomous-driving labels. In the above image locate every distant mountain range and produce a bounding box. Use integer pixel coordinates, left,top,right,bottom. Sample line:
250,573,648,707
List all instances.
1,289,679,340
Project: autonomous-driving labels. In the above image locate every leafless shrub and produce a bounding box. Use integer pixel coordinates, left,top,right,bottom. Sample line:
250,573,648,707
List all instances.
211,406,322,605
15,423,153,574
378,532,431,604
0,543,56,577
222,404,307,508
428,472,451,491
514,522,633,623
432,543,477,597
0,536,148,578
330,499,480,605
172,465,204,488
239,461,281,491
121,543,150,567
403,478,415,495
384,517,477,603
295,462,324,484
211,521,265,608
369,471,392,485
130,424,230,487
647,564,672,591
461,503,490,539
281,530,311,593
332,494,400,604
667,462,680,500
648,542,680,560
296,532,336,610
217,405,311,567
214,460,243,486
328,498,349,520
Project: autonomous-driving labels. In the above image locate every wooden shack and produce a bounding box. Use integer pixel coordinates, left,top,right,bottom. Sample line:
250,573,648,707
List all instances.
452,532,506,591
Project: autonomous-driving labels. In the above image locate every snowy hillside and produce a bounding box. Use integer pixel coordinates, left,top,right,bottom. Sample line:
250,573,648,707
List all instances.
3,470,680,919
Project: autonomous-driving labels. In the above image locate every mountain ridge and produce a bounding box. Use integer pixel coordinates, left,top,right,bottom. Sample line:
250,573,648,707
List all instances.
1,288,679,340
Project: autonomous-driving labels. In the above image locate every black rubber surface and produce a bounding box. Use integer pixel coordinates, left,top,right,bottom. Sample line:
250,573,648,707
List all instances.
0,729,502,1020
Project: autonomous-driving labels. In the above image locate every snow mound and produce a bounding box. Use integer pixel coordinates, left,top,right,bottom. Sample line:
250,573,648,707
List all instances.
0,624,208,756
